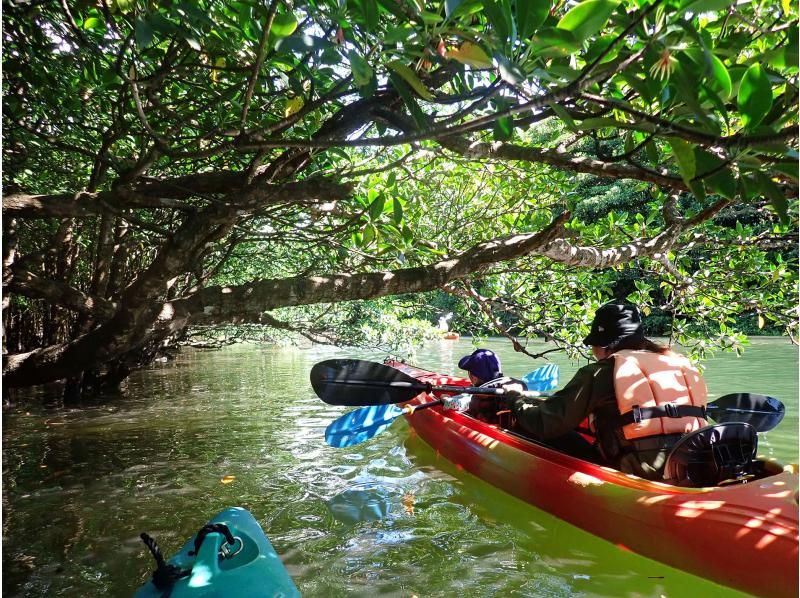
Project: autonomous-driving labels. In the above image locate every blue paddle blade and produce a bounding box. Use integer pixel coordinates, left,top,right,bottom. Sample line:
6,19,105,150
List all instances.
521,364,559,391
325,404,406,448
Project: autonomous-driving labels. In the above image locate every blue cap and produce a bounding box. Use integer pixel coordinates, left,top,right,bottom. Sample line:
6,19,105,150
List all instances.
458,349,502,383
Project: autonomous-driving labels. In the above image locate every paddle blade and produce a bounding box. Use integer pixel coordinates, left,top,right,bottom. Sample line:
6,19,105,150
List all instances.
325,404,406,448
326,486,394,524
521,364,559,391
310,359,424,406
707,393,785,432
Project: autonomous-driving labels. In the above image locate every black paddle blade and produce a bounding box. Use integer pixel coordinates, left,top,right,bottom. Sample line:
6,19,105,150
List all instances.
310,359,427,406
708,393,785,432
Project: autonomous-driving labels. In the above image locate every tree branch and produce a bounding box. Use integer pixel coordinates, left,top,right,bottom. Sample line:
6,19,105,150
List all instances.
438,136,687,190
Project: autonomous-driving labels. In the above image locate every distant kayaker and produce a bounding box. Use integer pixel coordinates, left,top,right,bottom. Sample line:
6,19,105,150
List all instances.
450,348,527,421
501,302,710,480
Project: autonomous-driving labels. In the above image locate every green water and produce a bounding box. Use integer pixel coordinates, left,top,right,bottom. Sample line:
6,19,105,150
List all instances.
3,338,797,597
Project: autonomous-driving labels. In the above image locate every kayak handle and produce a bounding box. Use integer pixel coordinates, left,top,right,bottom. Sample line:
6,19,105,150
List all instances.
219,536,244,559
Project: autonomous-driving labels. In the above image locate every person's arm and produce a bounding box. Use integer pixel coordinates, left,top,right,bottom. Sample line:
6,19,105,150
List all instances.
508,364,597,440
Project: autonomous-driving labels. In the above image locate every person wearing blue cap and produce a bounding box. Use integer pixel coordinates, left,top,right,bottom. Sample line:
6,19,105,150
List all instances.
498,302,710,479
453,348,527,422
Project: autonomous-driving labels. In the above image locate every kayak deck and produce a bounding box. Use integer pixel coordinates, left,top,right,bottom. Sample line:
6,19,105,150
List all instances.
389,360,799,597
135,507,300,598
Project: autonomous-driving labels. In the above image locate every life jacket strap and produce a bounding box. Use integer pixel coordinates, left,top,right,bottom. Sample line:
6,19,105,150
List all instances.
616,403,707,427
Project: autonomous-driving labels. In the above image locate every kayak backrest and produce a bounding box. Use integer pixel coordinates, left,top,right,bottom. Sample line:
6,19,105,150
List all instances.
663,422,758,487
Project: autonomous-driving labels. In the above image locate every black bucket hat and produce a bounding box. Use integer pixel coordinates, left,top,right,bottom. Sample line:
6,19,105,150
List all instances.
583,302,644,348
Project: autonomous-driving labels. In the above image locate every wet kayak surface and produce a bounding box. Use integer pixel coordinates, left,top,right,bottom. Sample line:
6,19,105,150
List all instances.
3,338,796,596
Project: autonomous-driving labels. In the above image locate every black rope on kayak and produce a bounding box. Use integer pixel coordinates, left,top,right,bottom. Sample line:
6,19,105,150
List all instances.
140,532,191,595
139,523,237,597
188,523,236,556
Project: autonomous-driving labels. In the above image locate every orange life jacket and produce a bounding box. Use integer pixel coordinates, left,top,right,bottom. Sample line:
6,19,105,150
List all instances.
612,350,708,440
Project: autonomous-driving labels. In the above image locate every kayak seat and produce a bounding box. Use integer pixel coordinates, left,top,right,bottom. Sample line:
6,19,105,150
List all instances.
663,422,758,487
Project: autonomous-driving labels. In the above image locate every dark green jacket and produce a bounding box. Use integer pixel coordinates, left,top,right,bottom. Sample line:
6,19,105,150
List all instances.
509,358,679,480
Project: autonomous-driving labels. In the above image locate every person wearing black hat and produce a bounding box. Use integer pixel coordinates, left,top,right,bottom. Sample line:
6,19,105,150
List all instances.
501,302,710,480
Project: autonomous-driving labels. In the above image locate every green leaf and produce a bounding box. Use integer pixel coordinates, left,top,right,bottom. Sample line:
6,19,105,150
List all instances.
756,173,790,223
388,73,429,127
384,25,415,44
275,35,334,54
445,41,493,68
83,17,103,30
669,139,696,184
147,13,179,35
484,0,514,44
321,46,343,65
530,27,582,58
557,0,619,44
774,161,800,182
684,48,732,100
420,10,443,24
516,0,550,39
377,0,411,19
495,54,525,85
706,54,732,100
679,0,735,16
577,116,620,130
493,116,514,140
364,0,379,31
348,51,374,87
695,150,736,199
738,64,773,128
272,12,298,37
363,223,376,245
548,102,577,132
135,17,154,49
583,35,619,64
445,0,463,17
706,168,736,199
624,131,634,154
368,193,386,219
688,180,706,202
182,32,202,51
387,61,434,100
392,199,404,224
644,139,661,164
114,0,135,13
176,2,216,28
620,73,657,103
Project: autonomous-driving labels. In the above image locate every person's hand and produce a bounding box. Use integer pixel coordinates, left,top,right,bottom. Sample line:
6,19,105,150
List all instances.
442,394,471,411
501,383,524,402
496,392,519,412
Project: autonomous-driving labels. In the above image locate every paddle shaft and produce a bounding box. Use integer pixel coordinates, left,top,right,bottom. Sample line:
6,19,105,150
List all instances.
321,379,546,398
707,405,778,415
403,399,443,414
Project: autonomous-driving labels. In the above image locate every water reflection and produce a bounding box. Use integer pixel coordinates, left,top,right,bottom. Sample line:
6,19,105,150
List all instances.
327,485,395,524
4,339,794,597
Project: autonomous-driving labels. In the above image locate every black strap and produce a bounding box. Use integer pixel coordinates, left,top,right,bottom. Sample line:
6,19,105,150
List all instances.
189,523,235,556
140,523,236,596
140,532,191,594
616,403,707,427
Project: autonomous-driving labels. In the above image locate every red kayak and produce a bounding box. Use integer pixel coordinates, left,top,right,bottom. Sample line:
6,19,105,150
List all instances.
389,360,799,597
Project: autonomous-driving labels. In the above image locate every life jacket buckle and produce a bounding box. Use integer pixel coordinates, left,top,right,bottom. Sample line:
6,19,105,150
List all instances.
664,403,680,418
632,405,643,424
